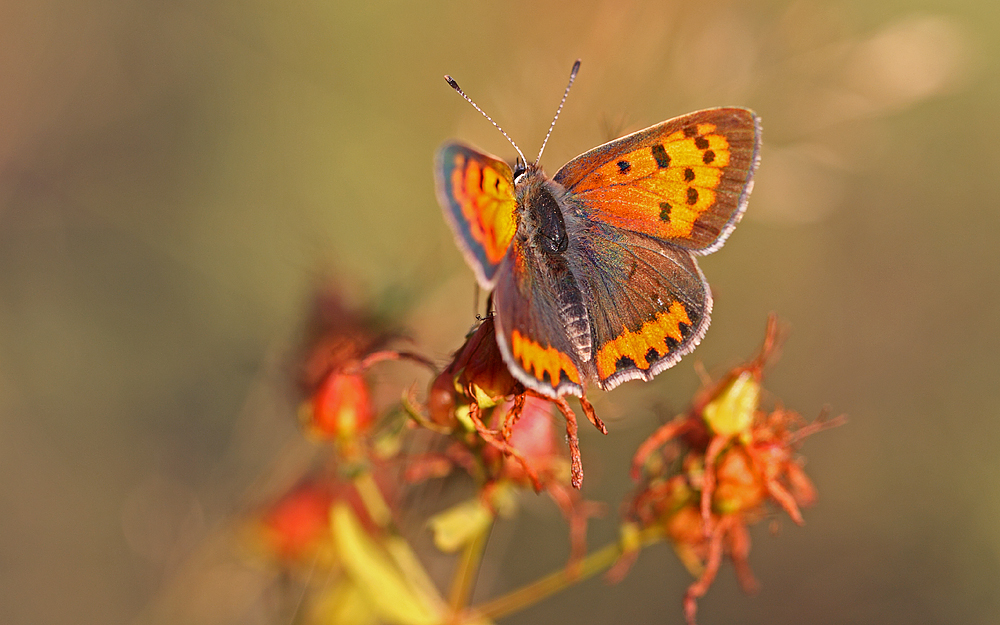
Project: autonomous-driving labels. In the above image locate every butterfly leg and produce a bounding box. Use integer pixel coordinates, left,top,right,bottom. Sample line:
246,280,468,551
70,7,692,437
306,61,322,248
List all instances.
579,395,607,434
552,398,584,489
500,392,527,441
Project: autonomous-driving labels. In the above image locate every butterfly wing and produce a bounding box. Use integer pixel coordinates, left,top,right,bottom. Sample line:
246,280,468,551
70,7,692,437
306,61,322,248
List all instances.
492,238,591,398
554,108,761,254
566,224,711,391
435,143,519,288
555,108,760,390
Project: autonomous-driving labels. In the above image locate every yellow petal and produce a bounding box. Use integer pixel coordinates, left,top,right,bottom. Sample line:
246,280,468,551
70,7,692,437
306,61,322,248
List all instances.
330,503,440,625
702,371,760,437
310,578,378,625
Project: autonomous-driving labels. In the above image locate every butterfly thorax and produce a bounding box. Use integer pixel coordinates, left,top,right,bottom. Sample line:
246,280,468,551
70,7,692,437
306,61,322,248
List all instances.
511,165,593,364
513,165,573,256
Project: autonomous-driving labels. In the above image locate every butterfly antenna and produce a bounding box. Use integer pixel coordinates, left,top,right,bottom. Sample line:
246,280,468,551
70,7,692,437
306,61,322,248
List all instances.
535,59,581,164
444,75,527,166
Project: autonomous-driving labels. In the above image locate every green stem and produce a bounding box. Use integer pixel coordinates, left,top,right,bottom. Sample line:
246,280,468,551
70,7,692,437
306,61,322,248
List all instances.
448,520,493,614
353,470,393,528
468,526,663,622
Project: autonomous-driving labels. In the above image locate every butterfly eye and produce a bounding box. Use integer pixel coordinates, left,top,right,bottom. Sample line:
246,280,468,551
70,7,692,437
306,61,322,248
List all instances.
513,157,527,182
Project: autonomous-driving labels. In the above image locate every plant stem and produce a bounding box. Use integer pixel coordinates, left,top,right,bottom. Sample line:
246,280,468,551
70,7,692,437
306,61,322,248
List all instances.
467,526,662,622
448,520,493,614
353,470,394,528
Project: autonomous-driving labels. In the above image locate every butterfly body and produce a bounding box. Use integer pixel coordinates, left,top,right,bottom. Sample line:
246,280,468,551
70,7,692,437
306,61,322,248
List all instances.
513,166,570,254
436,107,761,398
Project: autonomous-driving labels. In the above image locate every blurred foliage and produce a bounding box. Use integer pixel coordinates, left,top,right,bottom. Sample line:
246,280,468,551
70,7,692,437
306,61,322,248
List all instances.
1,1,998,624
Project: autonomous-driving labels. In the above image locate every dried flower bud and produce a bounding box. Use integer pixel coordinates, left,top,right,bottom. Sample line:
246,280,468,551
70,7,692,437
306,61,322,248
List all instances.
304,372,375,442
430,317,520,427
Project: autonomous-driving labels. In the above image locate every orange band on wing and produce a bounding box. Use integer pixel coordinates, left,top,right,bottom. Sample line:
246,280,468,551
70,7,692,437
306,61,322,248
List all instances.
448,154,516,264
511,330,582,386
594,302,692,379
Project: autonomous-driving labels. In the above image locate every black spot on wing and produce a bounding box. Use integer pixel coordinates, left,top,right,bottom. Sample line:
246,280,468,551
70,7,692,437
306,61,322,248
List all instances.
702,150,715,164
651,145,671,169
615,355,637,372
659,201,672,223
687,187,699,205
694,136,710,150
665,335,680,352
684,167,695,182
645,347,660,363
617,160,631,174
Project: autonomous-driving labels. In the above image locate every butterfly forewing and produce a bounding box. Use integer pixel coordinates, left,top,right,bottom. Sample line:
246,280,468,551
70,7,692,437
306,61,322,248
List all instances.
554,108,761,253
435,144,519,288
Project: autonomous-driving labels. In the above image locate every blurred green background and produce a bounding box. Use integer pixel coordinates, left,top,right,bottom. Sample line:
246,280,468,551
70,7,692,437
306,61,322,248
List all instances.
2,1,998,624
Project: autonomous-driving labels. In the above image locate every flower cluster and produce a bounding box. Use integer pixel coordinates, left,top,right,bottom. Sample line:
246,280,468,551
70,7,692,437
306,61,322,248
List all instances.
410,316,605,570
246,288,841,625
615,316,845,624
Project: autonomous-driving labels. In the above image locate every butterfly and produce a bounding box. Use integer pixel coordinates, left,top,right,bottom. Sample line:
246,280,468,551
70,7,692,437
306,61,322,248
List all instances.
435,62,761,398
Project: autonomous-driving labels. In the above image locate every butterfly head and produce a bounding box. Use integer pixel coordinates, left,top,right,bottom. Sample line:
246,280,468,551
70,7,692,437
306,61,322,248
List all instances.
512,159,551,185
512,156,528,182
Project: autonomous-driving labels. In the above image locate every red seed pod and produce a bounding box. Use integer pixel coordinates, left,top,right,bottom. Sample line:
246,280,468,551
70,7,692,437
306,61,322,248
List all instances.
306,372,375,440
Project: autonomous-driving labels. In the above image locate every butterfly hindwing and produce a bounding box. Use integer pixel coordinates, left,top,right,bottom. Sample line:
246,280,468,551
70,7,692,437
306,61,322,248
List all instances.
554,108,761,254
492,237,590,398
566,224,712,391
435,144,518,288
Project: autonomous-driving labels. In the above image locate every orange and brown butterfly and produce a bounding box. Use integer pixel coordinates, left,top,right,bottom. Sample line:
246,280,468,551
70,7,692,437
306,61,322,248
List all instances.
435,60,761,398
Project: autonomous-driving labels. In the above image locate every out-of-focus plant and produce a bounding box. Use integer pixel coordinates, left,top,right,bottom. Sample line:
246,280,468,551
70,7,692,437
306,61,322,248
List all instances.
246,287,842,625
